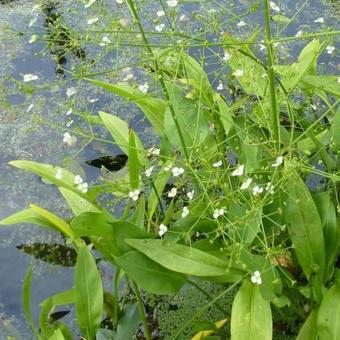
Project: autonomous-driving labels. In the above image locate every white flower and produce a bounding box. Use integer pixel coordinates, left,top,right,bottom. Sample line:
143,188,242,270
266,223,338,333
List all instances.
116,0,124,4
266,182,274,194
123,73,134,81
66,109,73,115
237,20,246,27
55,169,63,180
213,208,225,219
168,187,177,198
213,160,222,167
186,190,194,200
271,156,284,167
29,35,37,44
88,98,99,103
138,83,149,93
66,87,77,97
128,189,140,201
216,83,223,91
145,166,154,177
84,0,97,8
338,77,340,84
23,74,39,82
119,18,129,27
259,43,266,51
158,223,168,236
223,52,230,61
252,185,263,196
77,182,89,193
181,206,189,218
231,164,244,177
240,178,252,190
148,147,160,156
233,69,244,77
314,17,324,23
155,24,165,32
167,0,178,7
251,271,262,285
63,132,77,146
74,175,84,185
295,30,303,37
87,17,99,25
157,10,165,17
326,45,335,55
172,167,185,177
179,14,188,22
99,36,111,46
269,1,280,12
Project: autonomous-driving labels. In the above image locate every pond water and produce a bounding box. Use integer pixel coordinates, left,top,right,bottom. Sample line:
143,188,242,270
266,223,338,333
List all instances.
0,0,338,338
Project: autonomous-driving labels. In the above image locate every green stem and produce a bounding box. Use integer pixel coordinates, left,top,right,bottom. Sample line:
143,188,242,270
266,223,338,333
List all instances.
113,269,121,325
126,0,190,161
132,281,151,340
187,279,228,315
264,0,280,149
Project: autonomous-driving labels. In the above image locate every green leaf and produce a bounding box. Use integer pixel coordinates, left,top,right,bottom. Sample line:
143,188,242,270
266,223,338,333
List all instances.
49,329,65,340
317,283,340,339
214,94,233,136
296,310,318,340
87,79,166,134
59,187,101,216
75,245,103,339
128,129,139,189
23,267,40,339
301,75,340,98
272,14,291,23
30,204,75,239
330,107,340,152
0,208,55,230
99,111,147,166
114,303,140,340
231,281,272,340
283,164,325,285
129,195,146,229
280,40,324,92
117,251,186,294
112,221,152,255
9,160,97,200
71,211,119,263
313,191,340,280
125,239,228,276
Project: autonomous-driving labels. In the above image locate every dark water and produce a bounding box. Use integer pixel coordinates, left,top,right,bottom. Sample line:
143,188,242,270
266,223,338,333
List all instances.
0,0,338,337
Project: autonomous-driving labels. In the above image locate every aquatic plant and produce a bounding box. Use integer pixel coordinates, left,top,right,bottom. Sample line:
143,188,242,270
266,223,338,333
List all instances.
1,0,340,339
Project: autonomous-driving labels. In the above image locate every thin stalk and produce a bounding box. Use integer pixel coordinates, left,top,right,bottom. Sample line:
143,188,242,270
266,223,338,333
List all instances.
132,281,151,340
187,279,228,315
264,0,280,149
126,0,190,161
113,269,121,325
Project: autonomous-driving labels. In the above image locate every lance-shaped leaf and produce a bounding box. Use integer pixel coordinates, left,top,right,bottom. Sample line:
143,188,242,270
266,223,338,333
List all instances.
283,163,325,284
86,79,166,134
231,281,272,340
75,245,103,339
317,282,340,340
125,238,228,276
99,111,147,166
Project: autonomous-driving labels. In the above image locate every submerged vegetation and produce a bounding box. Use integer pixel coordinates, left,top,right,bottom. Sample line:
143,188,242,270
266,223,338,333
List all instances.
0,0,339,339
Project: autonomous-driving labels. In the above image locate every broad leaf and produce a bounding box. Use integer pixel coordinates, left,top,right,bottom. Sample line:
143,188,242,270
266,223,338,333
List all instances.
128,129,139,189
231,281,272,340
75,245,103,339
296,310,318,340
117,251,186,294
114,303,140,340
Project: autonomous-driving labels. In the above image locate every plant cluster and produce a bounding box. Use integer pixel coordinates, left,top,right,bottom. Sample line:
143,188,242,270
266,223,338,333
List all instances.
1,0,340,339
